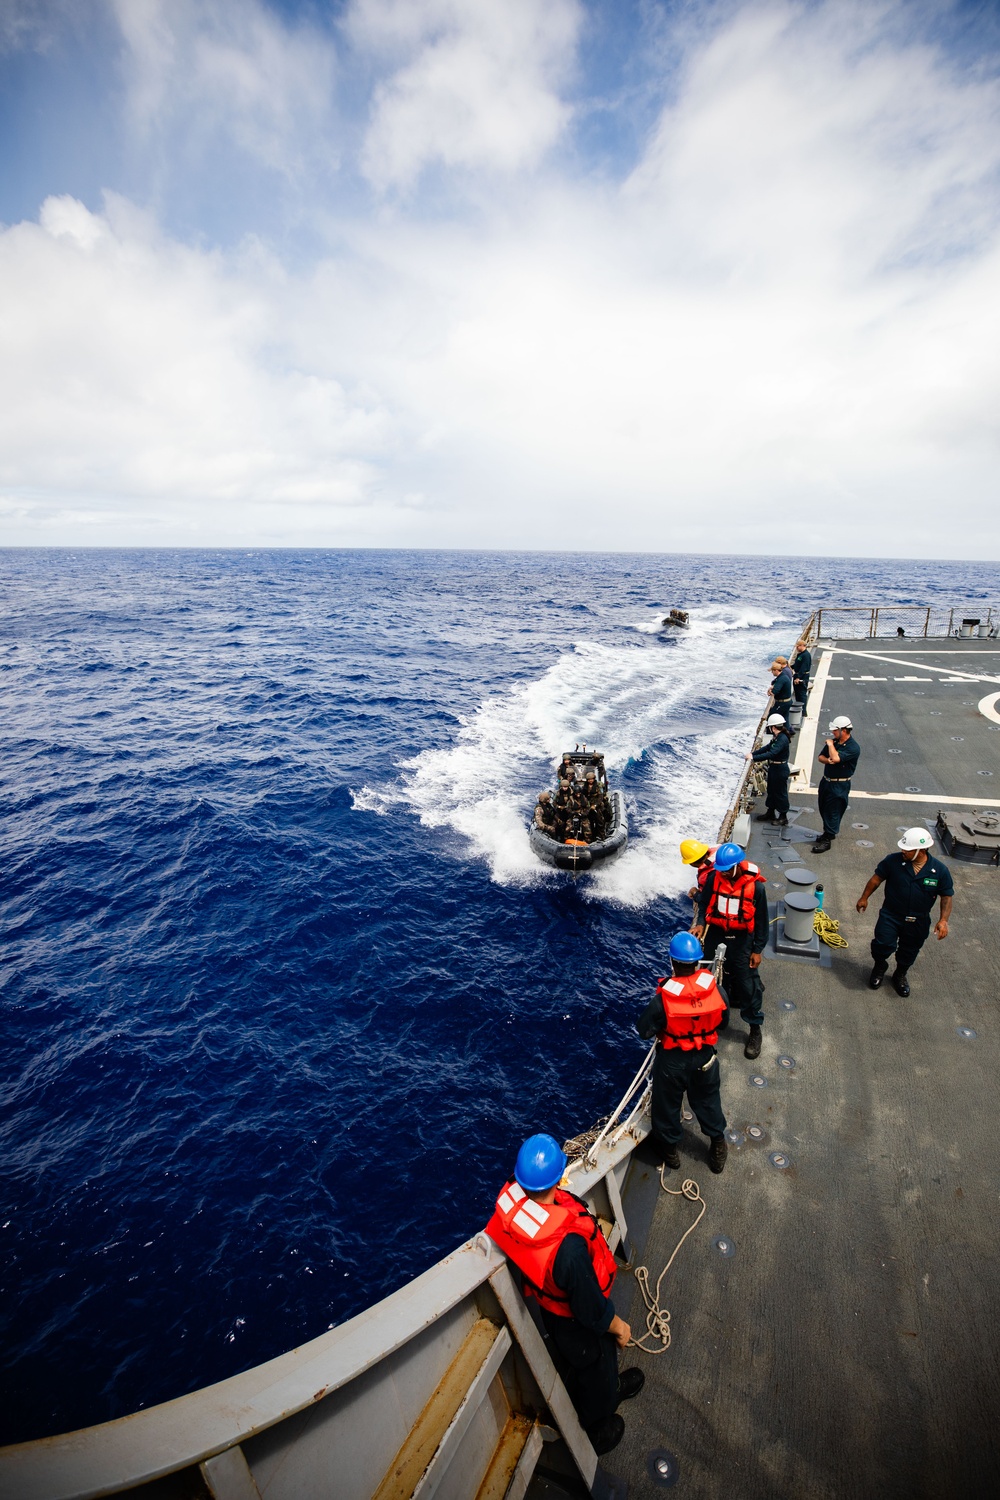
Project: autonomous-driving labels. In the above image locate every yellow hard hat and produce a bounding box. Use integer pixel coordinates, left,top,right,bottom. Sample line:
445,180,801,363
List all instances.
680,839,711,865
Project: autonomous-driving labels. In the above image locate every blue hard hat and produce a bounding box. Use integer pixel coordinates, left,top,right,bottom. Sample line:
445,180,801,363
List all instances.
714,842,745,871
669,931,703,963
514,1134,567,1193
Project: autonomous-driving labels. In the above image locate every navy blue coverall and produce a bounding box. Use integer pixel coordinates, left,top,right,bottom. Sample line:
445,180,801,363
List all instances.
869,852,954,972
751,728,791,818
770,666,794,723
792,648,812,709
817,734,860,838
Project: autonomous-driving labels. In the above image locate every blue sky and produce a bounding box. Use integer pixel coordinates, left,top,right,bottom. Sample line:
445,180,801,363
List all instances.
1,0,998,553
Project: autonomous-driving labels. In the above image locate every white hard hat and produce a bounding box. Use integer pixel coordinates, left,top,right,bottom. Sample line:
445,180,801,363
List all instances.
829,715,852,731
898,827,934,851
766,714,786,728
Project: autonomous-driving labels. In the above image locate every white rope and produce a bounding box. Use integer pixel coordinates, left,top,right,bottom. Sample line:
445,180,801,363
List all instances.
627,1174,706,1355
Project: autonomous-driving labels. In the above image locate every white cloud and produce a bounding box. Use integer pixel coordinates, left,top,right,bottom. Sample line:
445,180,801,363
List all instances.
109,0,339,177
347,0,581,188
0,195,388,539
1,0,999,552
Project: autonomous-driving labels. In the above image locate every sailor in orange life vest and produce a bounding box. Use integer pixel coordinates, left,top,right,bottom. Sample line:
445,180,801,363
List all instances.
679,837,716,901
693,842,769,1061
636,932,728,1172
485,1134,643,1456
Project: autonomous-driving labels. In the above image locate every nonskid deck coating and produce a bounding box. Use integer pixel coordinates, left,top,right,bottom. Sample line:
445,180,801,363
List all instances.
614,636,1000,1500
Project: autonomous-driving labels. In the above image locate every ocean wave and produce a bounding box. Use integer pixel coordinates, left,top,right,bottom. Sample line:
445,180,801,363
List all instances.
381,621,791,895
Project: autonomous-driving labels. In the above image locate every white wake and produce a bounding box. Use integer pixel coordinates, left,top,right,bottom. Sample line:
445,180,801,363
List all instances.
351,608,795,906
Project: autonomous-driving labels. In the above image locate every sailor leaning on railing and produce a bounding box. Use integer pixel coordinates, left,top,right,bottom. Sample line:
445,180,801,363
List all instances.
486,1134,643,1459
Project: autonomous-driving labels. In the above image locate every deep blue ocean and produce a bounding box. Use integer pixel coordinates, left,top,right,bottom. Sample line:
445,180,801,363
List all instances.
2,548,998,1444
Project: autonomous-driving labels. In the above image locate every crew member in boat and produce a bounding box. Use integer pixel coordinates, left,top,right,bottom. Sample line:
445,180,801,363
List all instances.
558,754,577,783
581,770,606,838
747,713,792,826
534,791,557,834
811,715,861,854
636,932,728,1173
485,1135,643,1456
693,843,768,1060
856,828,954,996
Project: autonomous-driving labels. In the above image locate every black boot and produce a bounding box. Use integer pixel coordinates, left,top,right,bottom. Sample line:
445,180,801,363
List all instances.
893,968,911,997
588,1414,625,1455
744,1025,762,1060
662,1143,681,1169
708,1136,728,1174
755,810,776,822
868,959,888,990
618,1369,645,1403
773,814,789,826
811,834,832,853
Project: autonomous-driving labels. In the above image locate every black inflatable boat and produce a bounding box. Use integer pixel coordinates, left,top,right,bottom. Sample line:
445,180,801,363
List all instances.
528,749,628,872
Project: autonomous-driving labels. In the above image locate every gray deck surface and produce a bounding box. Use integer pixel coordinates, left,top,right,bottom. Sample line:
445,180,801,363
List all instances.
614,637,1000,1500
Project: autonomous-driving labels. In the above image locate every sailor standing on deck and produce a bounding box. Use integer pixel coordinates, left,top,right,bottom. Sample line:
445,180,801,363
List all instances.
679,838,716,901
792,639,812,713
747,714,792,826
693,843,769,1060
811,716,861,854
485,1135,643,1456
856,829,954,996
768,658,794,725
636,933,728,1174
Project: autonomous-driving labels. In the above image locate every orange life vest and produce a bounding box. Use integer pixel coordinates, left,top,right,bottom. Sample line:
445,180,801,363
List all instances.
705,864,762,932
656,970,726,1050
485,1182,617,1318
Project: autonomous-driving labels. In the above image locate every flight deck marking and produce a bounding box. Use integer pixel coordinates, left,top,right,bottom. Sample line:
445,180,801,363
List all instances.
978,690,1000,726
793,650,833,787
832,647,1000,684
796,789,1000,807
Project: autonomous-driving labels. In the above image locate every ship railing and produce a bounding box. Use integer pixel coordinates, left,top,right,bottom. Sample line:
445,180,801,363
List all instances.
1,1237,622,1500
801,603,998,641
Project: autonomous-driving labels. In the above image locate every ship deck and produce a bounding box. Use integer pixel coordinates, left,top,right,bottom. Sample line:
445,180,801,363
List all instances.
613,636,1000,1500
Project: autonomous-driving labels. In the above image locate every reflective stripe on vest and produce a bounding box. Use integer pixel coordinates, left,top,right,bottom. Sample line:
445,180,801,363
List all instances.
657,970,725,1050
708,868,759,931
485,1184,617,1317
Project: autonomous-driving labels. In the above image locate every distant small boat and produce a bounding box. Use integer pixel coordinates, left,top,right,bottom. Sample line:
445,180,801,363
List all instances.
529,749,628,872
660,608,690,629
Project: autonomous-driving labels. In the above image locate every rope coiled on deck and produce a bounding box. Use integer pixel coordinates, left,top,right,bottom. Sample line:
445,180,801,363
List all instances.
814,910,848,948
627,1174,706,1355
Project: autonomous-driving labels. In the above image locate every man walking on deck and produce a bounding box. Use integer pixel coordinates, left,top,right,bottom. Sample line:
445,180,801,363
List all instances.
812,716,860,853
486,1134,643,1456
636,932,728,1173
693,843,768,1059
856,829,953,995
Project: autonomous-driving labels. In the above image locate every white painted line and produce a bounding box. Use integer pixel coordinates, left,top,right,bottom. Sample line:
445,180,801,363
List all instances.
794,649,833,789
852,676,887,681
795,789,1000,807
979,691,1000,726
893,676,932,682
833,647,1000,683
